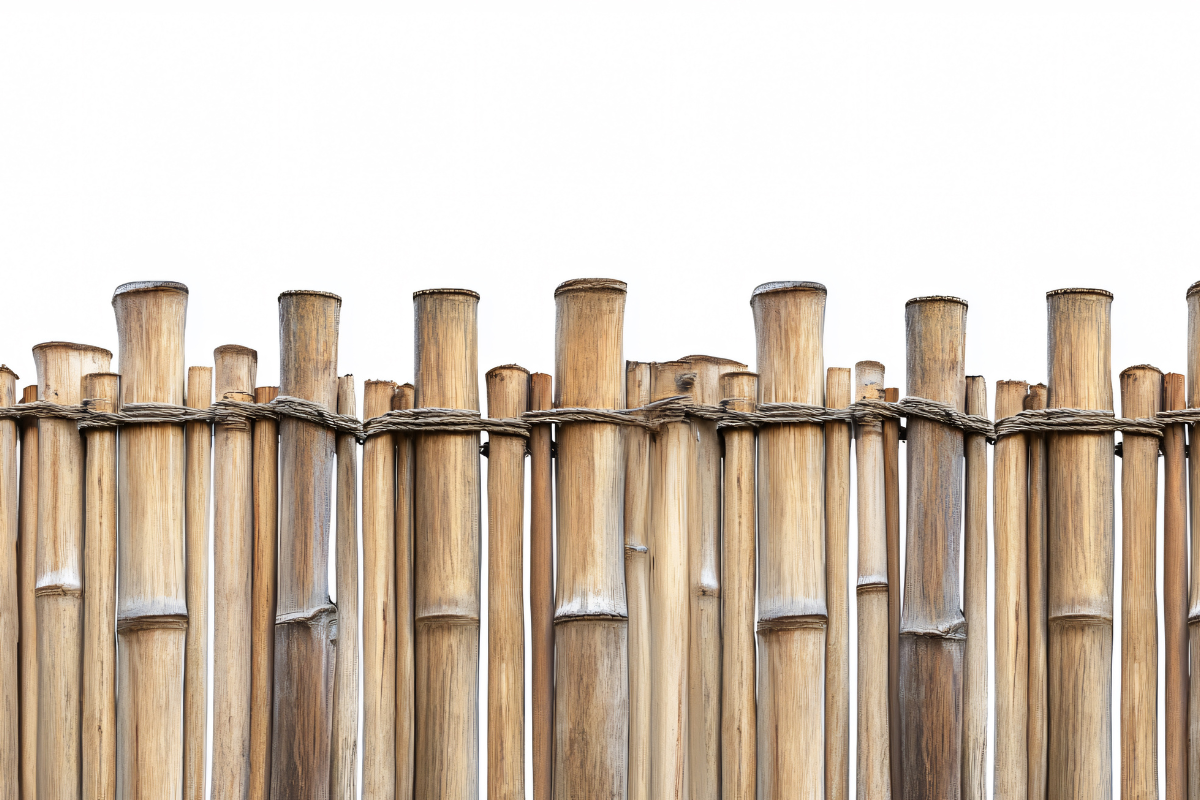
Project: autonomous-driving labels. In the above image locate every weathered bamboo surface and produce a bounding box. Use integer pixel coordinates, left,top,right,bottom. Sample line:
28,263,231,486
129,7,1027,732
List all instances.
17,382,38,800
0,366,18,800
529,372,554,800
1163,373,1187,800
184,366,212,800
331,375,359,800
249,384,278,800
1187,284,1200,800
625,361,651,800
826,366,851,800
392,382,415,800
1025,383,1048,800
961,376,987,800
883,384,902,800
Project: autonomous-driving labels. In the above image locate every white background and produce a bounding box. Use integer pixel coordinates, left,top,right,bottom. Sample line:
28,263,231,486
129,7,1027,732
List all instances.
2,5,1198,798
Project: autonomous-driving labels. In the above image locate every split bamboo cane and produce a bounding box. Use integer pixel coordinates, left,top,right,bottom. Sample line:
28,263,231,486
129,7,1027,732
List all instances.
486,364,528,800
962,376,987,800
1119,364,1161,800
393,382,415,800
250,384,278,800
529,372,554,800
112,281,188,800
213,345,257,800
413,288,481,800
994,379,1029,800
17,383,38,800
751,281,826,800
625,361,651,800
827,366,851,800
0,365,18,800
33,340,111,800
1163,373,1187,800
721,370,758,800
854,361,891,800
331,375,359,800
1046,287,1114,800
184,366,212,800
900,296,967,800
1025,383,1048,800
272,289,341,800
884,385,902,800
553,278,628,800
81,372,120,800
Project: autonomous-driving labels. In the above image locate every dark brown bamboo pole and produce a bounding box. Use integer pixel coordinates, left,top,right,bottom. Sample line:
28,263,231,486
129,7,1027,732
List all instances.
393,382,415,800
249,384,278,800
625,361,651,800
1188,283,1200,800
272,289,341,800
826,366,851,800
529,372,554,800
962,375,987,800
0,365,18,800
1025,383,1048,800
17,382,38,800
1046,287,1114,800
884,385,902,800
331,375,359,800
1163,373,1187,800
184,366,212,800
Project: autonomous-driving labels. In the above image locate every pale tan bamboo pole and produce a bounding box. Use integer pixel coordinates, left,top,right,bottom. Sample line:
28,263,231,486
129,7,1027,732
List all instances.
17,382,38,800
184,366,212,800
486,365,529,800
994,379,1029,800
249,384,278,800
553,278,628,799
1163,373,1187,800
33,340,112,800
413,288,481,800
962,375,988,800
392,382,415,800
1190,282,1200,800
826,366,851,800
271,289,341,800
1119,364,1161,800
854,361,891,800
721,370,758,800
900,296,967,800
1025,383,1048,800
0,365,18,800
751,281,826,800
81,372,120,800
625,361,651,800
1046,287,1114,800
331,375,359,800
883,385,902,800
528,372,554,800
113,281,188,800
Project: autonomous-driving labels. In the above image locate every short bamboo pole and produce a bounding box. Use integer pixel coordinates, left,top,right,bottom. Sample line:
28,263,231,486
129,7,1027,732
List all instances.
113,281,188,800
900,296,967,800
625,361,651,800
751,281,826,800
33,340,112,800
1025,383,1048,800
184,366,212,800
884,385,902,800
962,376,988,800
393,382,415,800
827,366,851,800
854,361,891,800
17,382,38,800
1163,373,1187,800
529,372,554,800
331,375,359,800
413,288,481,800
81,372,120,800
486,364,529,800
271,289,341,800
249,384,278,800
553,278,628,800
721,370,758,800
0,365,18,800
213,345,258,800
1046,288,1114,800
1119,364,1161,800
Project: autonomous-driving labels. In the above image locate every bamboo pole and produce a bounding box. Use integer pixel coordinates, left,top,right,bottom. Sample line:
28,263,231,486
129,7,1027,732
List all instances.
81,372,120,800
962,375,988,800
854,361,891,800
0,365,18,800
529,372,554,800
249,384,278,800
1119,364,1161,800
272,289,341,800
184,366,212,800
553,278,628,800
112,281,188,800
486,364,529,800
884,384,902,800
827,366,851,800
331,375,359,800
751,281,826,800
17,382,38,800
994,379,1029,800
1046,287,1114,800
1163,373,1187,800
721,370,758,800
413,288,481,800
1025,383,1048,800
393,382,415,800
900,296,967,800
33,340,112,800
1188,282,1200,800
625,361,651,800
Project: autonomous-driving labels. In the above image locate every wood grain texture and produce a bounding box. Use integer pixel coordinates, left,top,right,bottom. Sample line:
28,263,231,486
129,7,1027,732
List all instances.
1162,374,1187,800
884,385,903,800
625,362,651,800
1025,383,1048,800
17,383,38,800
331,375,360,800
529,372,554,800
826,366,851,800
0,366,19,800
184,367,212,800
1189,283,1200,800
393,383,415,800
962,376,987,800
250,385,279,800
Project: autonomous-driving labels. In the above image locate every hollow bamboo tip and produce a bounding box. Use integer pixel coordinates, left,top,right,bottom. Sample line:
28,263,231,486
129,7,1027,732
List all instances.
0,369,15,406
254,385,279,404
750,280,826,300
529,373,552,412
751,282,826,405
651,360,697,403
827,367,851,409
680,355,749,405
1025,383,1047,411
554,278,627,296
626,361,650,410
486,365,530,419
854,361,885,402
1119,365,1162,419
392,382,415,412
995,380,1029,420
82,372,121,412
32,341,114,404
1047,288,1112,411
0,364,18,382
188,367,214,410
337,374,356,417
720,370,758,411
554,279,625,409
414,288,479,411
215,344,259,397
364,380,397,419
965,375,987,417
1164,374,1184,412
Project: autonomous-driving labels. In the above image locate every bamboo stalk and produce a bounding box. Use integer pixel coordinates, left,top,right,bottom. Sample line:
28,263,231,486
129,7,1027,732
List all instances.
184,366,212,800
393,382,415,800
1025,383,1048,800
884,385,902,800
1046,287,1114,800
751,281,826,800
1163,373,1187,800
249,384,279,800
826,366,851,800
0,365,18,800
486,364,529,800
112,281,188,800
854,361,891,800
721,370,758,800
900,296,967,800
331,375,359,800
1119,364,1161,800
994,379,1029,800
413,288,481,800
529,372,554,800
272,289,341,800
553,278,628,800
962,375,988,800
81,372,120,800
33,340,112,800
17,382,38,800
625,361,651,800
1188,282,1200,800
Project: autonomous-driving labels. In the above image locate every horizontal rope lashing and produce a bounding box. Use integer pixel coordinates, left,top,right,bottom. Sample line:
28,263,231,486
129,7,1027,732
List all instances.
362,408,529,439
993,408,1163,439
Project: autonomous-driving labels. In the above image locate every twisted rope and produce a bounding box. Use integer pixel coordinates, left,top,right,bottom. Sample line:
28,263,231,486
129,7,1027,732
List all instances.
363,408,530,439
994,408,1163,439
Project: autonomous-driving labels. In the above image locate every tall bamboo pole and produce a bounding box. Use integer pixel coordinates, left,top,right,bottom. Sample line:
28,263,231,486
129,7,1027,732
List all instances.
33,340,111,800
184,366,212,800
884,384,902,800
81,372,120,800
1188,283,1200,800
413,288,481,800
1119,364,1160,800
1163,373,1187,800
625,361,651,800
272,289,341,800
393,382,415,800
553,278,628,800
1025,383,1048,800
962,375,988,800
529,372,554,800
827,366,851,800
486,365,529,800
900,296,967,800
0,365,18,800
751,281,826,800
17,383,38,800
112,281,187,800
331,375,359,800
249,384,278,800
1047,287,1114,800
854,361,891,800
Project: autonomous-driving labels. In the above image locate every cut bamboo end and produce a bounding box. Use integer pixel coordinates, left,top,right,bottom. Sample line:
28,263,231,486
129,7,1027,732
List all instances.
1162,373,1187,800
184,366,212,800
883,384,903,800
331,375,360,800
625,361,651,800
962,375,988,800
18,382,38,800
0,367,19,800
248,385,277,800
392,380,415,800
826,367,851,800
528,372,554,800
414,289,479,411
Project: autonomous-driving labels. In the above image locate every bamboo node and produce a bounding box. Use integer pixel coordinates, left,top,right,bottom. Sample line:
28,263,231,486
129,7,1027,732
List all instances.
117,614,188,633
275,603,338,626
757,614,828,632
900,620,967,640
